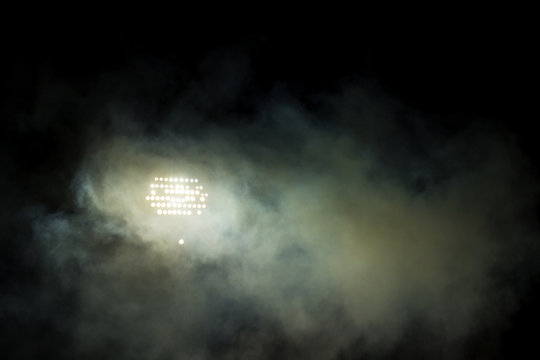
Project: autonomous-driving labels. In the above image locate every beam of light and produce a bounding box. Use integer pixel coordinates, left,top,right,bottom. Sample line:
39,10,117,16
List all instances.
145,176,207,215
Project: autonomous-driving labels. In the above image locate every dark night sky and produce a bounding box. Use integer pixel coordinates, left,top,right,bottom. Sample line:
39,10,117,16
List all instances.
2,17,539,359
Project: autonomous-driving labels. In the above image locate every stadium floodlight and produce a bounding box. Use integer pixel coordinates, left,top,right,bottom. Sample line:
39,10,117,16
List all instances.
145,177,208,216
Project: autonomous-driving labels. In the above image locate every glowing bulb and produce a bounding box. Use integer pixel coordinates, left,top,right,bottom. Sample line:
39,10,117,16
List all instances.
145,196,150,200
159,177,163,181
178,239,184,245
151,203,155,207
151,190,156,195
157,209,162,215
197,210,202,215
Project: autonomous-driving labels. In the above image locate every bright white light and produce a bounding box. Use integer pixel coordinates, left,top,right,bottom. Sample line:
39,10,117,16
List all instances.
178,239,184,245
146,176,207,216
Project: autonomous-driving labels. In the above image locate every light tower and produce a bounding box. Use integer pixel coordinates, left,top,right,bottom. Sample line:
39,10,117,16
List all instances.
144,176,208,244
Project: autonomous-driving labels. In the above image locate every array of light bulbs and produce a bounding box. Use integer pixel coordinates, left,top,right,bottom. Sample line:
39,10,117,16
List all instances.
145,177,208,216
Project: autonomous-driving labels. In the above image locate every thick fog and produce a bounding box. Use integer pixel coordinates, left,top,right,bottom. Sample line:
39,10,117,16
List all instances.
5,56,539,359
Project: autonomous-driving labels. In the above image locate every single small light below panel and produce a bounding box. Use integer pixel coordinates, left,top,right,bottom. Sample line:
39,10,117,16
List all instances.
145,177,208,215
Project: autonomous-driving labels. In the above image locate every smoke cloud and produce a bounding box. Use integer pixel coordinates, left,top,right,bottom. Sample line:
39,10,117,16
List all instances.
4,55,539,359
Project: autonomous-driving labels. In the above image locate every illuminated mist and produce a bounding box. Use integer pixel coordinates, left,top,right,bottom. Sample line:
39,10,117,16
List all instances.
6,57,539,359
